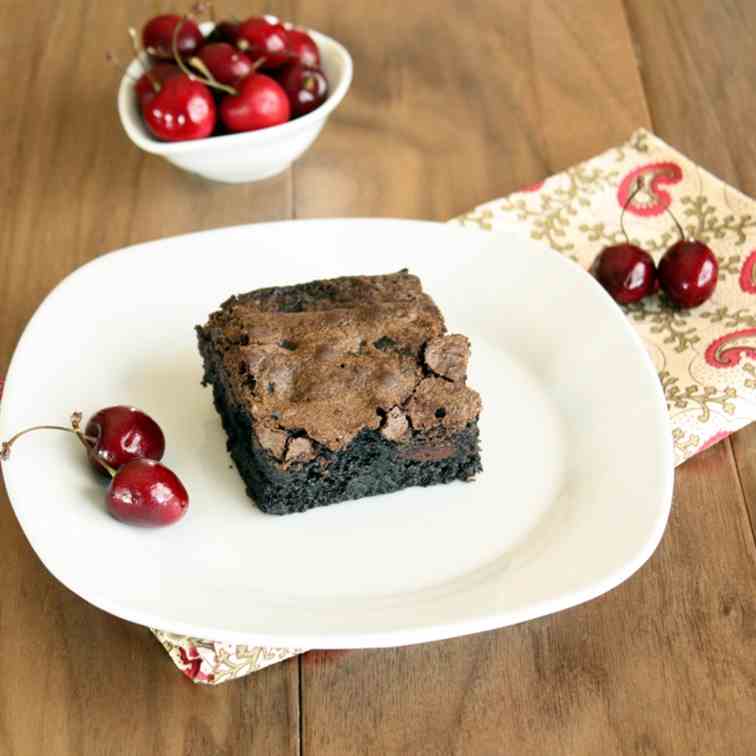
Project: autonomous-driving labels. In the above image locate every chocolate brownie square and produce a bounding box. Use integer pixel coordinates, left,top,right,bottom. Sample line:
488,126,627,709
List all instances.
196,270,482,515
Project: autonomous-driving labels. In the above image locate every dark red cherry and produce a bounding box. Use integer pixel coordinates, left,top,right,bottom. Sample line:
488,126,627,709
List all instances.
85,406,165,476
658,240,718,308
590,243,657,304
135,62,181,107
142,14,204,60
142,75,216,141
214,20,240,44
220,73,290,132
277,63,328,117
107,458,188,526
236,17,290,68
198,42,254,86
285,28,320,67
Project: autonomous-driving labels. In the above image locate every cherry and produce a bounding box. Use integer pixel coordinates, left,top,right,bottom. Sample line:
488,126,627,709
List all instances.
590,178,658,304
85,406,165,476
220,73,290,132
658,240,718,308
285,28,320,67
590,244,657,304
142,14,204,60
197,43,254,86
107,458,189,526
236,17,290,68
135,62,181,107
1,412,189,528
213,20,240,45
278,63,328,117
142,74,216,141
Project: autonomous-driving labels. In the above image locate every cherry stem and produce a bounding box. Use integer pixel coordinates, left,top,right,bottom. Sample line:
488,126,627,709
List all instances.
0,421,99,464
173,17,237,95
237,38,299,62
127,27,159,91
619,179,647,245
187,56,238,94
663,203,686,242
70,412,117,477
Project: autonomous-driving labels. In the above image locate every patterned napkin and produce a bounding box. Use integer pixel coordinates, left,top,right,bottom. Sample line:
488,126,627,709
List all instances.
6,129,756,683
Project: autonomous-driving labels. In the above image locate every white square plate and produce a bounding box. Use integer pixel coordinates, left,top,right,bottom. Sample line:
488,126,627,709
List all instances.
0,219,673,647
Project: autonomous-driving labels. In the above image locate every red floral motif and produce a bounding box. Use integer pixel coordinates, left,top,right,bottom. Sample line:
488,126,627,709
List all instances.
617,162,683,216
699,431,730,453
739,250,756,293
520,180,544,193
178,645,213,683
705,328,756,368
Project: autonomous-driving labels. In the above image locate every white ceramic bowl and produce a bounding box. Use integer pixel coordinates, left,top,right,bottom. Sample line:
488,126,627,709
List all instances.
117,26,352,183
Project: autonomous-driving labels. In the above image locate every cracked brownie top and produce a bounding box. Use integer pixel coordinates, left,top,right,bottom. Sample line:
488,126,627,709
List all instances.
197,271,481,464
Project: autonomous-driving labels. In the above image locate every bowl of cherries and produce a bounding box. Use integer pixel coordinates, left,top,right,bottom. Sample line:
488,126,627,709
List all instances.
117,9,352,183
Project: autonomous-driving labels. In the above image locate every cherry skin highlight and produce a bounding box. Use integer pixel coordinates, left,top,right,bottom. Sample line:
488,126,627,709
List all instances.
85,406,165,475
106,458,189,526
658,240,718,308
220,73,290,132
142,14,204,60
198,42,254,86
142,75,216,141
278,63,328,117
236,17,290,68
285,28,320,67
590,243,657,304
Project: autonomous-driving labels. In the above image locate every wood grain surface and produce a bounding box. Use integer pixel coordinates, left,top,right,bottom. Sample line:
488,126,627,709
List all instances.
0,0,755,754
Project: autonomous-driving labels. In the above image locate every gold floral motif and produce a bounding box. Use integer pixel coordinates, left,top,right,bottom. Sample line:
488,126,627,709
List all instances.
456,206,494,230
700,306,756,329
660,371,736,421
625,302,700,353
672,427,701,459
499,164,619,253
680,195,756,246
743,362,756,389
614,129,651,162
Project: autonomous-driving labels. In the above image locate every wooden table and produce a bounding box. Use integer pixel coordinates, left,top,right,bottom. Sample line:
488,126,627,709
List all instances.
2,1,755,753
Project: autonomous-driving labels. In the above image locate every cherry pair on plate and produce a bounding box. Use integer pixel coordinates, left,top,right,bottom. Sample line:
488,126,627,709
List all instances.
591,180,718,308
1,406,188,527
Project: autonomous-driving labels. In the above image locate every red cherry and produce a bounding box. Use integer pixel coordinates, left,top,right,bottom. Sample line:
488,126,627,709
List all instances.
142,75,216,141
658,240,718,308
142,14,204,60
590,244,657,304
277,63,328,118
214,20,240,44
107,458,188,526
220,73,290,132
198,43,254,86
85,406,165,476
236,17,290,68
286,28,320,67
135,62,181,108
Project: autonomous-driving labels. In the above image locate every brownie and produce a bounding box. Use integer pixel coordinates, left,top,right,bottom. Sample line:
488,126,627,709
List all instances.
196,270,482,515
